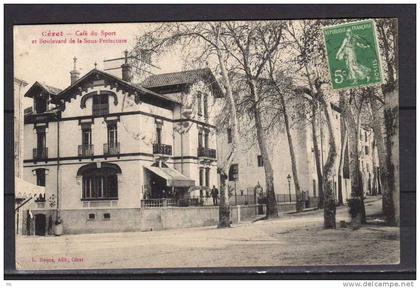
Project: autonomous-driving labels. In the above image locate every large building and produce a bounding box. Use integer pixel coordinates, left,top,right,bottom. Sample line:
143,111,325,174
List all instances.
217,83,378,207
21,57,223,235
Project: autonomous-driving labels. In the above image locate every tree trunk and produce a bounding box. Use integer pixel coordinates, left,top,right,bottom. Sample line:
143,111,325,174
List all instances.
214,33,239,228
370,96,396,226
337,128,347,206
321,101,337,229
279,92,303,212
311,103,324,208
383,87,399,225
376,18,399,226
337,111,347,206
342,95,368,227
249,80,278,218
371,139,378,196
218,175,230,228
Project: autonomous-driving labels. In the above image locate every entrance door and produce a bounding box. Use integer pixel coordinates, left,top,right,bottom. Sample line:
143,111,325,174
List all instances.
34,214,46,236
150,174,167,198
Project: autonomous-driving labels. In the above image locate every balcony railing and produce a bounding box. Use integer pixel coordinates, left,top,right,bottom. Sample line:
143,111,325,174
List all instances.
92,104,109,117
104,142,120,156
153,143,172,156
33,147,48,160
78,144,94,157
141,198,203,208
197,147,216,159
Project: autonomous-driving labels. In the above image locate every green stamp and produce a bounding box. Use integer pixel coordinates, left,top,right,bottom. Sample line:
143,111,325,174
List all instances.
322,20,383,90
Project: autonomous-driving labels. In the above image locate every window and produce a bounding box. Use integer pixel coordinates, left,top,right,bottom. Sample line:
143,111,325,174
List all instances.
198,129,203,148
197,92,202,116
82,167,119,200
92,95,109,116
365,146,369,155
199,167,204,197
228,164,239,181
365,131,368,142
205,168,210,187
34,96,47,114
103,213,111,220
204,130,209,148
88,213,95,220
257,155,264,167
199,168,204,187
35,169,46,187
227,128,232,144
82,125,92,146
203,93,208,118
107,123,118,145
36,128,46,150
35,127,47,159
156,126,162,145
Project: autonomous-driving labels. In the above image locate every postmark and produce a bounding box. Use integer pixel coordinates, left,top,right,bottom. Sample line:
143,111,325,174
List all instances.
322,19,383,90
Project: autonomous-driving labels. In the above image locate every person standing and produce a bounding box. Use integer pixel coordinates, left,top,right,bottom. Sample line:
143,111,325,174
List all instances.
211,185,219,205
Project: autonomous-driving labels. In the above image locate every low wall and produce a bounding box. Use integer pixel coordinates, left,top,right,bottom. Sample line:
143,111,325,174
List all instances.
20,201,316,235
21,204,265,235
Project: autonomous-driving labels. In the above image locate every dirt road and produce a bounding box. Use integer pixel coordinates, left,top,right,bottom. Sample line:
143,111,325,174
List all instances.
16,197,399,270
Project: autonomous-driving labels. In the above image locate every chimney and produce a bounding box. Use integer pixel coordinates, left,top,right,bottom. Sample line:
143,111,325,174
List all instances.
70,57,80,85
121,50,132,82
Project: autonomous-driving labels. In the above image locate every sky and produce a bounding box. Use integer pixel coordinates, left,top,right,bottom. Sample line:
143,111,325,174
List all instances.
14,23,185,91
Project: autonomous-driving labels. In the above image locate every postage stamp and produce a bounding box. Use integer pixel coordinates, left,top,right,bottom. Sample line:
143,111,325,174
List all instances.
322,19,383,90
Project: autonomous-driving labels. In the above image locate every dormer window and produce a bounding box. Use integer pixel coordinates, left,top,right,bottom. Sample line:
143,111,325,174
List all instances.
34,95,47,114
92,94,109,116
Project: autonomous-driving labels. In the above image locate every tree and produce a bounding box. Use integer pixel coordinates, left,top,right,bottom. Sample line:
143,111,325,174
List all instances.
340,89,370,227
372,18,399,225
132,22,242,227
261,24,304,212
221,21,288,217
286,20,338,228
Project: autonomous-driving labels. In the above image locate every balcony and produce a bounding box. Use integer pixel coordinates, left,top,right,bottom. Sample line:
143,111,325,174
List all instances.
104,142,120,156
78,144,94,157
153,143,172,156
197,147,216,159
33,148,48,160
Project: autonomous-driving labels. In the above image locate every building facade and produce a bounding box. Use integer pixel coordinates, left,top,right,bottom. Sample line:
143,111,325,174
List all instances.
217,89,378,207
21,59,223,235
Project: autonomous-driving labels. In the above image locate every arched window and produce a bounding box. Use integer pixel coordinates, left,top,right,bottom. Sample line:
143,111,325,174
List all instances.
92,94,109,116
229,164,239,181
77,163,121,200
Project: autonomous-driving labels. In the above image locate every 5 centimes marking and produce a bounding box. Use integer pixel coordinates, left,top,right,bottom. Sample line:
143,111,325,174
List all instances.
322,19,383,90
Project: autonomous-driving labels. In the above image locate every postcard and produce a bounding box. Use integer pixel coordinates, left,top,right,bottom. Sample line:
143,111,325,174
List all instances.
13,18,400,270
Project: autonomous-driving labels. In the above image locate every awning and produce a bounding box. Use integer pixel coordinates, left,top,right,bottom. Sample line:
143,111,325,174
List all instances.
15,177,45,199
145,166,195,187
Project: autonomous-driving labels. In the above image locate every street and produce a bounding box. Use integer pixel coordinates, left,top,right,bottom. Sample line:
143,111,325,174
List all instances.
16,197,399,270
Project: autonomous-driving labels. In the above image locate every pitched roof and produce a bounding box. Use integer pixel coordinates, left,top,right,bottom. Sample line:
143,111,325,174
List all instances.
40,83,63,95
24,81,63,98
55,69,181,107
142,68,224,97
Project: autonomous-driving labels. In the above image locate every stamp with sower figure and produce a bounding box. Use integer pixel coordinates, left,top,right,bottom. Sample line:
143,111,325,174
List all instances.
322,19,383,90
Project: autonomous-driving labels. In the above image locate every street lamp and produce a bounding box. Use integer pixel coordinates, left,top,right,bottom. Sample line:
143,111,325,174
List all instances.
287,174,292,203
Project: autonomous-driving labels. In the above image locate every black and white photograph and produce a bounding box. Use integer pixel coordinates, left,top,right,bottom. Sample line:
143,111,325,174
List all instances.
8,9,409,275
